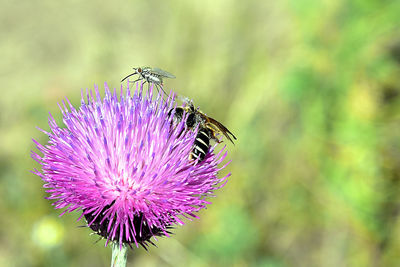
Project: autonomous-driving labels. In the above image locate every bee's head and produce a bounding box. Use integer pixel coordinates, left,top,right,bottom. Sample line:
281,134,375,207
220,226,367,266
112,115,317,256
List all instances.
177,96,195,110
185,100,195,111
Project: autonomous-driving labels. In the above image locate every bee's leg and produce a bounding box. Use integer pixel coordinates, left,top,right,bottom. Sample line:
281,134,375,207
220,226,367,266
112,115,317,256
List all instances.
188,152,201,164
208,126,222,143
213,134,223,143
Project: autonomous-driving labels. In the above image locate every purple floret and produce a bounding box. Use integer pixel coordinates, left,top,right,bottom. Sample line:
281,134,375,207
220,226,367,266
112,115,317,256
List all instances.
31,83,230,248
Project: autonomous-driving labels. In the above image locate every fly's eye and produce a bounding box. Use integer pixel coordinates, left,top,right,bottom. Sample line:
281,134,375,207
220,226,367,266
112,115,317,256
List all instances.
138,68,142,73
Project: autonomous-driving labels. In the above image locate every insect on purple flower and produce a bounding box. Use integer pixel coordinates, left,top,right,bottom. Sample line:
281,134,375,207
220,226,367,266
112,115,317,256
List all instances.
31,83,232,250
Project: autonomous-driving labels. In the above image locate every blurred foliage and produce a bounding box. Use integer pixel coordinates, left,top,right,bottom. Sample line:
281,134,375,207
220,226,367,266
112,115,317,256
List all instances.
1,0,400,266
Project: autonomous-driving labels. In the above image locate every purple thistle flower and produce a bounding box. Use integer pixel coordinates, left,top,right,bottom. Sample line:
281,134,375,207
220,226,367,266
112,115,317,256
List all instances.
31,83,230,249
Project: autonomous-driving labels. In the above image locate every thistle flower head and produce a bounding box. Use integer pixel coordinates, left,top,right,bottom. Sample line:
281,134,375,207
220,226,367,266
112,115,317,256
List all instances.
32,84,230,248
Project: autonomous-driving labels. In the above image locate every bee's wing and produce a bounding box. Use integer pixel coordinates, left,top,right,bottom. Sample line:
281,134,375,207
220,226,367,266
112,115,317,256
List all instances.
152,67,176,79
207,117,237,144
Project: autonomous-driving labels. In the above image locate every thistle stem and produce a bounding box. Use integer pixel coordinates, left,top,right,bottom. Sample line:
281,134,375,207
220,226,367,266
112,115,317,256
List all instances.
111,243,128,267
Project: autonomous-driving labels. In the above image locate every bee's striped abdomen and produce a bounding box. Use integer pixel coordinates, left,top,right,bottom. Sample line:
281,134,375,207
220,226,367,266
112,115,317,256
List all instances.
190,128,210,161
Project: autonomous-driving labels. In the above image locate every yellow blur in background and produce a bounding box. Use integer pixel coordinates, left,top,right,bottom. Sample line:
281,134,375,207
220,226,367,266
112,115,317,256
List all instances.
1,0,400,266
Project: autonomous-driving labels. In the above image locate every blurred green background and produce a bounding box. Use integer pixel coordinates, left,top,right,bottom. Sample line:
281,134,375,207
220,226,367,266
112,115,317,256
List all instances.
2,0,400,266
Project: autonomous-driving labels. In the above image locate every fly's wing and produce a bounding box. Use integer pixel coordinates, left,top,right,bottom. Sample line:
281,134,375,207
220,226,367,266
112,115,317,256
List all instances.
207,117,237,144
152,67,176,79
